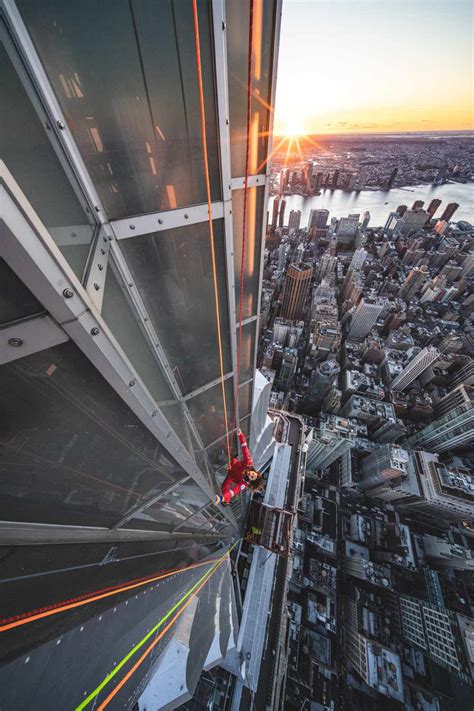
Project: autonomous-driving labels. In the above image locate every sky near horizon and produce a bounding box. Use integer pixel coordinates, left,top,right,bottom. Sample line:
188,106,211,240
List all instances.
274,0,473,135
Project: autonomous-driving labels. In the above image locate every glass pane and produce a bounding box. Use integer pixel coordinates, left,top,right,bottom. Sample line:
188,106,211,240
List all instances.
239,381,253,420
160,402,192,452
101,263,174,403
18,0,221,219
129,479,211,532
205,435,233,469
226,0,276,177
239,321,256,383
0,259,44,324
0,43,95,278
187,378,235,448
120,220,231,394
233,186,265,320
0,341,186,527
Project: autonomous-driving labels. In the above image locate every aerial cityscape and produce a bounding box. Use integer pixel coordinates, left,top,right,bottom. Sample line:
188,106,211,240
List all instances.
0,0,473,711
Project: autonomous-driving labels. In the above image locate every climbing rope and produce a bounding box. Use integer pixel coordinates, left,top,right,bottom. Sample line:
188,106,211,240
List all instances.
192,0,231,464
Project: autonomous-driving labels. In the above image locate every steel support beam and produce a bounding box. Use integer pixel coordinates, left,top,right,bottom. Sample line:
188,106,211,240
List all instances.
231,174,266,190
0,520,227,546
212,0,239,442
111,476,191,530
0,313,69,365
173,502,213,533
111,202,224,240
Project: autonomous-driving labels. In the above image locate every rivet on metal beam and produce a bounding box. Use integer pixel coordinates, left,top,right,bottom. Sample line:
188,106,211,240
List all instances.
94,283,100,291
97,264,104,271
129,379,136,387
8,338,23,347
158,219,163,224
130,225,136,230
63,288,74,299
184,214,189,219
90,327,100,336
56,120,65,130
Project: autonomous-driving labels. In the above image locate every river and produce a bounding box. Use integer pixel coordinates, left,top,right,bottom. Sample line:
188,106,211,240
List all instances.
269,182,473,228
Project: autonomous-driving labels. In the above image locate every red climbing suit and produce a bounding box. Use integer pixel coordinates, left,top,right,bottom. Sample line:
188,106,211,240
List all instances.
220,431,254,504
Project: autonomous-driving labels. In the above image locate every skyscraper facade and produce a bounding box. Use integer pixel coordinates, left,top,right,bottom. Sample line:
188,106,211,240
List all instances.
389,347,439,391
281,262,314,320
440,202,459,222
347,297,386,341
0,1,282,707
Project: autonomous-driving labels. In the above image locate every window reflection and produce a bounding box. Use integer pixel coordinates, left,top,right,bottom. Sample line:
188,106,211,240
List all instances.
0,342,188,528
233,187,265,320
120,220,231,394
226,0,276,177
0,44,95,279
18,0,221,219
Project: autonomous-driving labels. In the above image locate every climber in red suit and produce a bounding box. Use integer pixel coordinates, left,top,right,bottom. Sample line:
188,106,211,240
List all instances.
214,430,264,506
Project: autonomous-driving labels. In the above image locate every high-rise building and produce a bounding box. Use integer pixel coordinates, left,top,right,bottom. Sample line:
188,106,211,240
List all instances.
348,248,368,273
401,208,430,235
336,216,359,244
396,204,408,216
308,208,329,231
278,197,286,228
387,167,398,188
450,359,474,388
389,347,439,391
427,198,442,218
303,360,340,414
359,445,418,501
399,451,474,520
434,384,474,419
288,209,301,234
440,202,459,222
280,262,313,320
398,595,468,678
384,212,405,237
331,169,340,188
316,252,337,282
271,195,280,229
411,199,425,210
408,391,474,452
0,1,281,707
306,415,357,470
279,167,289,194
399,265,429,300
347,297,386,341
345,599,404,704
360,211,370,231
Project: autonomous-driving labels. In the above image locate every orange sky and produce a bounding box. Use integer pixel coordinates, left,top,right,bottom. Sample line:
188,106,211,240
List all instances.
274,0,473,136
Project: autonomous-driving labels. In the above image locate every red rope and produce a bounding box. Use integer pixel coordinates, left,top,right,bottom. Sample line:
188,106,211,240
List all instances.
233,0,254,438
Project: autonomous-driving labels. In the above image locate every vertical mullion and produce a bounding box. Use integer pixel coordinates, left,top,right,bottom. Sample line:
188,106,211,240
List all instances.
251,0,283,441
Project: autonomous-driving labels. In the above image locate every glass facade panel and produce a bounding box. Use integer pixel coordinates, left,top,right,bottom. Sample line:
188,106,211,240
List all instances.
187,378,235,448
18,0,220,219
239,381,253,420
121,220,231,394
128,479,212,533
239,320,257,383
226,0,276,177
0,259,44,324
101,263,174,403
233,186,265,320
0,341,187,527
0,43,95,279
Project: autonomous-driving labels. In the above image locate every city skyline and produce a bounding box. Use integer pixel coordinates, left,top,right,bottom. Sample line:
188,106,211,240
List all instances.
274,0,473,136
